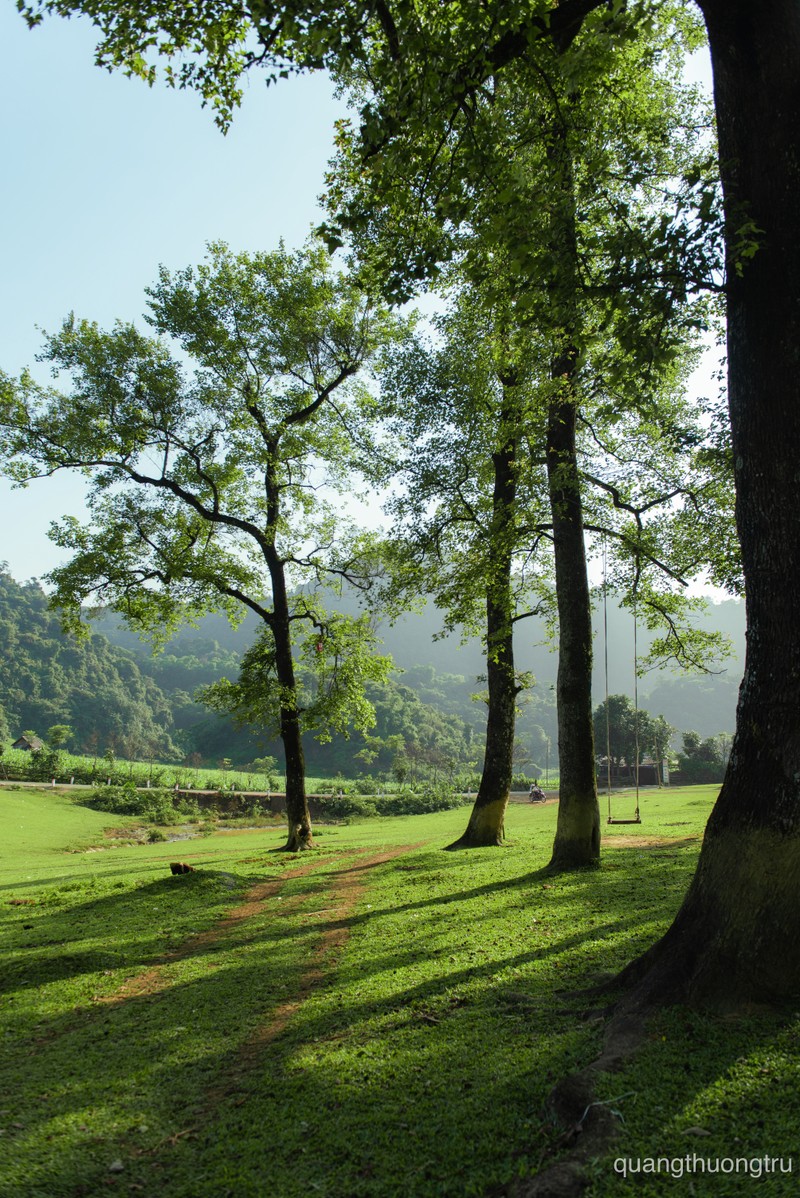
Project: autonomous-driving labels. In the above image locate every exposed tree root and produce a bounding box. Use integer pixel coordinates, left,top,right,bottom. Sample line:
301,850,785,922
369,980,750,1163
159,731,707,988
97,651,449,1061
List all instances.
281,823,315,852
502,899,798,1198
444,832,505,851
503,1009,648,1198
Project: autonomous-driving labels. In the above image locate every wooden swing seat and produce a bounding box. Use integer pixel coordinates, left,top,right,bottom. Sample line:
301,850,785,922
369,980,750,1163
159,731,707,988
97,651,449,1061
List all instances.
607,816,642,825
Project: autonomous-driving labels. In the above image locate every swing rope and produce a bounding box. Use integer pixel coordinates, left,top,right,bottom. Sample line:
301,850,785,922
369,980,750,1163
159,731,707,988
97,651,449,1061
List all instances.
603,537,613,822
632,602,641,822
604,547,642,826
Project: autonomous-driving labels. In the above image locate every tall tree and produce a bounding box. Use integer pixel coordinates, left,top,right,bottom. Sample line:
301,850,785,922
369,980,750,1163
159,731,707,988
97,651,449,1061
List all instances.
338,34,714,866
619,0,800,1007
381,270,722,850
0,241,400,851
380,285,554,847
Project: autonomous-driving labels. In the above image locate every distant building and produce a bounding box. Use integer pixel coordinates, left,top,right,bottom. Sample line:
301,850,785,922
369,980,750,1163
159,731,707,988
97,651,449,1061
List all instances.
596,758,669,787
11,735,44,752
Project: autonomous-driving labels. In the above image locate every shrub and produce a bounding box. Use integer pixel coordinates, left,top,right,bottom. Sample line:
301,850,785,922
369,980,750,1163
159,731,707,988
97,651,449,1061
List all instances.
374,785,471,816
676,758,725,784
314,794,378,821
353,777,379,796
83,784,195,825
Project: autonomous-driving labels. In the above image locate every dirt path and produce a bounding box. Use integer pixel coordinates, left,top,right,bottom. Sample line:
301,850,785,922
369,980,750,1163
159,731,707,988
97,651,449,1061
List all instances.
210,846,416,1093
130,844,421,1165
93,843,420,1019
604,834,700,849
97,858,327,1006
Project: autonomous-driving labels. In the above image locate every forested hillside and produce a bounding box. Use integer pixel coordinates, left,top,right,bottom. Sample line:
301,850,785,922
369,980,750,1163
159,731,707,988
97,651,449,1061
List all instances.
97,589,745,746
0,571,491,776
0,570,180,759
0,567,743,773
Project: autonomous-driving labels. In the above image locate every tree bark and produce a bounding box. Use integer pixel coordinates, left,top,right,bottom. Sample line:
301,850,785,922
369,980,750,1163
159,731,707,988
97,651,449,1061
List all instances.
266,545,314,852
617,0,800,1006
447,405,519,849
543,103,601,872
546,387,601,870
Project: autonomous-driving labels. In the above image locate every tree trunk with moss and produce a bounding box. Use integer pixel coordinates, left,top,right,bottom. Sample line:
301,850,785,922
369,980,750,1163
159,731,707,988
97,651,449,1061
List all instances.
447,400,519,849
616,0,800,1007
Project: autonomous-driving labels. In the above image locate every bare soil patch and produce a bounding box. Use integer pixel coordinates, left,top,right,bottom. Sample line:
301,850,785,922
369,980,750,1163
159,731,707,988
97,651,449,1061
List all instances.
97,859,325,1006
222,845,418,1066
140,843,422,1158
604,834,700,849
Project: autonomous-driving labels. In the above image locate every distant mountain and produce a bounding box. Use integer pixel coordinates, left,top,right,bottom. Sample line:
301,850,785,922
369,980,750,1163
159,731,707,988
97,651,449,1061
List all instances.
1,567,742,771
638,674,740,741
0,570,180,758
94,584,745,753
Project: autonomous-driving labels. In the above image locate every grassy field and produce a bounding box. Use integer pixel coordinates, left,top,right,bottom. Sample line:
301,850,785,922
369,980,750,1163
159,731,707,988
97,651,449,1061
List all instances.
1,785,798,1196
1,748,284,793
1,746,499,795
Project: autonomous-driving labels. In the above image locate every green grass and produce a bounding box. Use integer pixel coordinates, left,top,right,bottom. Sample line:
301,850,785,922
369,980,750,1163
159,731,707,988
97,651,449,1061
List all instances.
0,787,142,870
2,747,283,792
1,785,797,1196
2,746,488,794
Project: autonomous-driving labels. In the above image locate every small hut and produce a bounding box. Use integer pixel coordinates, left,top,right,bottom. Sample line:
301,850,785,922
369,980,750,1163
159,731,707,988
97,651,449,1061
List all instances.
11,735,44,752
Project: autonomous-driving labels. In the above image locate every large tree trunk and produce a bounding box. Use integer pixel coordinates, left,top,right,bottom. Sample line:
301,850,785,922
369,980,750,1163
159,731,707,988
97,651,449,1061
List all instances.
617,0,800,1006
267,548,314,852
546,387,601,870
543,101,601,872
447,394,519,849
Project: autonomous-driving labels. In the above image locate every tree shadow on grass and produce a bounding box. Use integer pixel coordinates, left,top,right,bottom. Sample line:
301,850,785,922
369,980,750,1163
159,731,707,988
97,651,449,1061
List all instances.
0,871,254,996
2,837,776,1198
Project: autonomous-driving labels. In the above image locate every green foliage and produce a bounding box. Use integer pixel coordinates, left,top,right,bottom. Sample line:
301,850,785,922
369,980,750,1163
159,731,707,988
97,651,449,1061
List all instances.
45,723,73,749
379,283,555,641
676,729,730,783
199,610,393,746
1,242,406,810
314,792,378,821
511,771,539,790
1,240,399,642
247,754,278,775
83,783,199,824
593,694,676,772
28,744,61,782
0,570,180,758
374,784,470,816
313,782,471,822
193,663,486,780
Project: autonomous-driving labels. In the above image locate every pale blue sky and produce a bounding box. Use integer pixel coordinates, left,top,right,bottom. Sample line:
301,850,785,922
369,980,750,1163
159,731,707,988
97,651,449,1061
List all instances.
1,4,345,580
